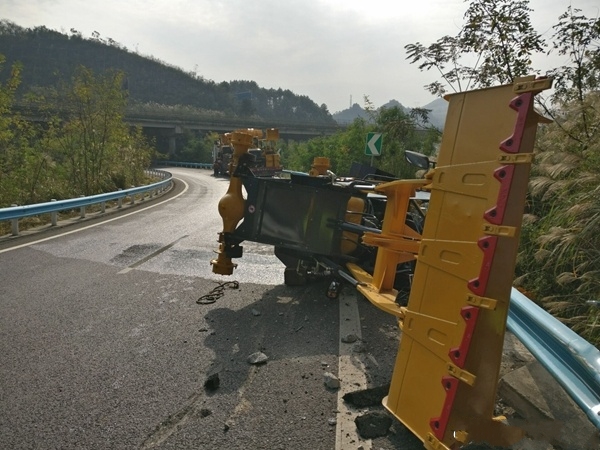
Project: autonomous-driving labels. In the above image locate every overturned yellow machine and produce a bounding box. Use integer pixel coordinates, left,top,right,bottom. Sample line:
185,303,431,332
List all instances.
210,76,552,449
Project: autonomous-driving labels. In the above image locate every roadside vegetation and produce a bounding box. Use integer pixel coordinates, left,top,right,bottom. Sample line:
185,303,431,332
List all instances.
0,58,155,208
280,102,439,179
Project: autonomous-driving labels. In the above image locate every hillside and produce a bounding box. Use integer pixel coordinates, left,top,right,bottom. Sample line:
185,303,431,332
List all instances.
0,20,335,125
0,19,449,130
332,97,448,130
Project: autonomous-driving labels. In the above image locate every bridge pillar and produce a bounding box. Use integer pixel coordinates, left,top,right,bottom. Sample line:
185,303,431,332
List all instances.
168,135,177,157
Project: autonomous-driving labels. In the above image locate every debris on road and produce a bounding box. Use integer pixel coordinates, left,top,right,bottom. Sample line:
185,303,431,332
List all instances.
354,411,392,439
196,280,239,304
323,371,340,390
341,333,358,343
247,351,268,365
204,364,222,391
343,384,390,407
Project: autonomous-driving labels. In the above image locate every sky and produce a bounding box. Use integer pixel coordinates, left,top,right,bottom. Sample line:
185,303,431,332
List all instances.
2,0,599,113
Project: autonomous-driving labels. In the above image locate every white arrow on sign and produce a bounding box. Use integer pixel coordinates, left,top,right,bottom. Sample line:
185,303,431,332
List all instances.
367,133,382,156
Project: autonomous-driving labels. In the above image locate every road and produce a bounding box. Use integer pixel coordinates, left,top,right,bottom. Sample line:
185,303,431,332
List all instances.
0,168,419,450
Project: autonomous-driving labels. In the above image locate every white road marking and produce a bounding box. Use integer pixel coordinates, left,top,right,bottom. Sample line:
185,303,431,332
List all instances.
336,291,372,450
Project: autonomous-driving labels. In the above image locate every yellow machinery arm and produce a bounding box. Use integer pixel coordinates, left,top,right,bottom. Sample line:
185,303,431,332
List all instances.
210,127,282,275
348,76,552,449
211,130,254,275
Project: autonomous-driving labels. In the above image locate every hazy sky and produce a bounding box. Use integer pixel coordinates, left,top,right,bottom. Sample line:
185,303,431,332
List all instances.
2,0,599,112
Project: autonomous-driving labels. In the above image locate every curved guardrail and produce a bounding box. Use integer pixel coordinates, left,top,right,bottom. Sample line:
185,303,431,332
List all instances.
508,287,600,429
0,169,172,236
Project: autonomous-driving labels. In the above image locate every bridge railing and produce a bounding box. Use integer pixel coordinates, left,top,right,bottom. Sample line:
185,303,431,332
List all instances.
0,169,172,237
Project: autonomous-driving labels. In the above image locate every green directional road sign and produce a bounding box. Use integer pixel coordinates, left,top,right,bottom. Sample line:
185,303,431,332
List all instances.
365,132,383,156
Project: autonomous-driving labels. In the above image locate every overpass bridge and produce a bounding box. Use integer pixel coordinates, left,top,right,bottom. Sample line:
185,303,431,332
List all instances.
125,111,343,153
13,103,343,153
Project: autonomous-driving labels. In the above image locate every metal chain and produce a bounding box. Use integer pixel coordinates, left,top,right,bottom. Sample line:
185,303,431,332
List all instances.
196,281,240,304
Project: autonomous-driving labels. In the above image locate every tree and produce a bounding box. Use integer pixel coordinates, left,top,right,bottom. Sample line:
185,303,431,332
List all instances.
405,0,544,96
281,101,437,179
1,60,156,209
52,66,153,195
178,130,216,163
374,106,439,178
549,6,600,105
0,54,25,205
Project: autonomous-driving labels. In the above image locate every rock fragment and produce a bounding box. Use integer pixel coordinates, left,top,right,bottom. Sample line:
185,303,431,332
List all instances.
343,384,390,407
204,364,222,391
341,333,358,343
352,342,367,353
323,371,341,389
354,411,392,438
247,351,269,365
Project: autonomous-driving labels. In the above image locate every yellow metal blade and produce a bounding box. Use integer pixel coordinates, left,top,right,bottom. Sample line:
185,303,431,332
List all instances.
381,77,552,448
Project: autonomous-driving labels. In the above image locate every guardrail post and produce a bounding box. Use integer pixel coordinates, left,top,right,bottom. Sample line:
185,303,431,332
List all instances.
101,201,106,213
118,189,123,209
130,187,135,205
10,204,19,236
51,199,58,226
79,195,86,218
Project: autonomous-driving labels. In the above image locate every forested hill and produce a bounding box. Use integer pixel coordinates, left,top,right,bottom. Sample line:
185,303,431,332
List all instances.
0,20,336,125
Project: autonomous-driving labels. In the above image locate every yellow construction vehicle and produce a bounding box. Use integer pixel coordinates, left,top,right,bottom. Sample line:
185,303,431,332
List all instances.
212,127,282,177
210,76,552,449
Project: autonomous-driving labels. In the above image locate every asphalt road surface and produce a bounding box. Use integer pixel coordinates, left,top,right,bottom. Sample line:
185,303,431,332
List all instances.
0,168,420,450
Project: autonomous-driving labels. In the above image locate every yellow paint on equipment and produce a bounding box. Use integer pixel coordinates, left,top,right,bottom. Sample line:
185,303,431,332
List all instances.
210,130,254,275
309,157,330,176
350,77,552,449
266,128,279,141
266,153,280,168
341,196,366,255
347,179,428,316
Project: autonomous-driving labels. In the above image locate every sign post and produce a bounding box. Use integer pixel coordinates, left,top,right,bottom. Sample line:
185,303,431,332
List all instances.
365,132,383,165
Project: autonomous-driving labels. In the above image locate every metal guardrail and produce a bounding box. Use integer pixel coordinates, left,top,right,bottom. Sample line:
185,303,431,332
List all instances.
508,287,600,429
155,160,213,169
0,169,172,236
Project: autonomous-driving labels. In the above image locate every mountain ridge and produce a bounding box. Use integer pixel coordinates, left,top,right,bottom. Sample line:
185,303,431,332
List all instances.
0,19,447,130
332,97,447,130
